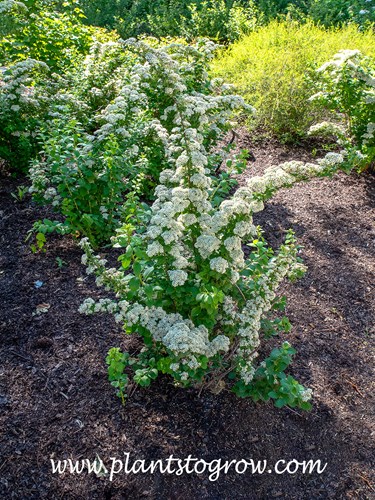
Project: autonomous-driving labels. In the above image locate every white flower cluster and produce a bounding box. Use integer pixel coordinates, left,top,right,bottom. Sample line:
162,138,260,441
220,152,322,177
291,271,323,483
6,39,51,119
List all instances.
195,235,221,259
317,152,344,168
317,49,362,73
28,159,52,200
210,257,229,274
94,78,148,142
300,388,313,402
168,270,188,287
363,122,375,144
79,238,129,294
79,297,118,315
308,121,346,139
80,296,230,361
315,50,375,94
0,59,48,112
232,157,343,214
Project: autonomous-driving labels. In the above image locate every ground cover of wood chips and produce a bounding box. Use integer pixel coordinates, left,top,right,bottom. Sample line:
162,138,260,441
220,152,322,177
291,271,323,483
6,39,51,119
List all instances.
1,136,374,499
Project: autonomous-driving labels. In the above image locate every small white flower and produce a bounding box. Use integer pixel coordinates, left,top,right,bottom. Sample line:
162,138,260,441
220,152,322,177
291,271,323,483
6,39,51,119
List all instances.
168,270,188,287
210,257,229,274
146,241,164,257
300,388,313,402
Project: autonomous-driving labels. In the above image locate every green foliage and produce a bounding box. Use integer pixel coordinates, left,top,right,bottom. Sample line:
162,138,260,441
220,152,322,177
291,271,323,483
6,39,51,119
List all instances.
0,0,28,38
78,0,375,38
30,120,133,245
253,0,375,29
308,0,375,29
106,348,129,404
79,0,258,42
212,21,375,141
233,342,312,410
254,0,309,20
55,256,67,268
0,0,103,72
106,346,160,404
10,184,28,202
29,231,47,253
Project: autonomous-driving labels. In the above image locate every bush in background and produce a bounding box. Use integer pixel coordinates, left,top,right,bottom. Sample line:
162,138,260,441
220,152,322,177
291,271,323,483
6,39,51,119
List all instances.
212,21,375,141
0,0,106,72
309,50,375,171
308,0,375,29
78,0,259,42
0,0,117,173
0,58,54,171
77,0,375,40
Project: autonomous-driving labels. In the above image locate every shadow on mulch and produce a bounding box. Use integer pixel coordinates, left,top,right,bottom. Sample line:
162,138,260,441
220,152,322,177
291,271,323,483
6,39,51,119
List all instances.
0,138,374,499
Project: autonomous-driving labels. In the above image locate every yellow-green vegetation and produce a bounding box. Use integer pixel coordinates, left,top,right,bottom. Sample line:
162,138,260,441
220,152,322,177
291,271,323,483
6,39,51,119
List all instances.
212,21,375,141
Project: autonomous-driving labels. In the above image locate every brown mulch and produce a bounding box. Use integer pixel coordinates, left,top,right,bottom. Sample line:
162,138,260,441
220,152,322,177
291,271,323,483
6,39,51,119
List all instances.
0,136,374,499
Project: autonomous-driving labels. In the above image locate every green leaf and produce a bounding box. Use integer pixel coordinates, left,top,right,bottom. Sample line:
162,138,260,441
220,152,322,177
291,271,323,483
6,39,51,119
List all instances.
129,277,140,292
133,261,142,277
120,258,131,270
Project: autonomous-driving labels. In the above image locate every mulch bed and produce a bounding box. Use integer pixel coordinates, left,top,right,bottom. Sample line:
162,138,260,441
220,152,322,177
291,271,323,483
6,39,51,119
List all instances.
0,136,374,499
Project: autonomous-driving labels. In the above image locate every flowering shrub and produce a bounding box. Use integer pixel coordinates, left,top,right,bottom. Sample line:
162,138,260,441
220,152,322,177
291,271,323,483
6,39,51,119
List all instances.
29,39,250,246
0,0,119,172
0,53,94,172
309,50,375,172
70,40,130,118
78,68,346,407
0,58,51,170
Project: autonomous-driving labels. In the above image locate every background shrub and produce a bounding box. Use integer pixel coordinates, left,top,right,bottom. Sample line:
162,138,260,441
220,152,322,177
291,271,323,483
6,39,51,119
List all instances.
0,0,117,173
0,0,105,72
77,0,375,38
254,0,309,21
78,0,258,42
309,50,375,172
308,0,375,29
0,58,52,171
211,21,375,141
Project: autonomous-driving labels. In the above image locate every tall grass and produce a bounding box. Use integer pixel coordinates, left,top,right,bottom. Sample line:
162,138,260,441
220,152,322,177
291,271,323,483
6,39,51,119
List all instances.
212,21,375,141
